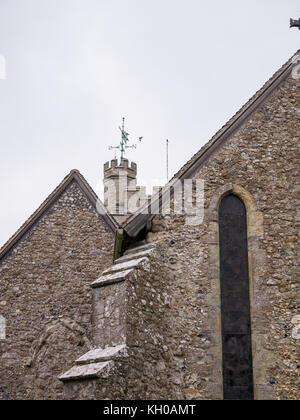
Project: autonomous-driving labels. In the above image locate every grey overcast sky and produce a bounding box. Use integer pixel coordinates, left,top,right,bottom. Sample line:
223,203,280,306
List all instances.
0,0,299,247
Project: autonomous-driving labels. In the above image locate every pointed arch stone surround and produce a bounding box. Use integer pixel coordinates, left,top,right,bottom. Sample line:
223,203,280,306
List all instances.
206,183,276,400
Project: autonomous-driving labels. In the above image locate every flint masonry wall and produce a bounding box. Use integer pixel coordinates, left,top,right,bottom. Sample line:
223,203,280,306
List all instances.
146,74,299,399
124,244,178,399
0,181,114,399
1,66,298,400
61,72,299,401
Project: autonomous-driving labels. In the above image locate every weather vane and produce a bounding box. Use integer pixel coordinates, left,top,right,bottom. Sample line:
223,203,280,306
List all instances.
109,117,143,159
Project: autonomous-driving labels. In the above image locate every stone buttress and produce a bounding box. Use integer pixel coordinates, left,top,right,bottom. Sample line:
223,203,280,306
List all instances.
59,241,178,400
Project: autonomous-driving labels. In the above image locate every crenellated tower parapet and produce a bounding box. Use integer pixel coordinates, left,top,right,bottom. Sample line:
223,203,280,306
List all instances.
103,159,149,223
104,158,137,180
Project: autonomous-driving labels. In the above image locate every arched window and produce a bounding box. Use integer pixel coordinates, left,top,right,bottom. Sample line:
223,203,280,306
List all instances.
219,194,254,400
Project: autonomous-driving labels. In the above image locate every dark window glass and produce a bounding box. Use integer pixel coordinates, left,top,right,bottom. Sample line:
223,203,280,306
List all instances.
219,194,254,400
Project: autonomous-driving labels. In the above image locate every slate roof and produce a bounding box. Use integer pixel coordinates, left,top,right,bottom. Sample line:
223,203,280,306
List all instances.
123,50,299,237
0,169,118,261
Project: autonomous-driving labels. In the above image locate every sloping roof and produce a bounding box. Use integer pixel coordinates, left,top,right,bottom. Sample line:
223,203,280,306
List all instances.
123,50,299,237
0,170,118,261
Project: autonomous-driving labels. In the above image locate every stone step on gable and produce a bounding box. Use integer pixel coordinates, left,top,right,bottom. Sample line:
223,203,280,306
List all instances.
123,242,155,256
76,344,127,365
59,361,113,382
59,345,128,382
91,243,155,288
114,247,154,264
90,268,133,288
102,256,149,275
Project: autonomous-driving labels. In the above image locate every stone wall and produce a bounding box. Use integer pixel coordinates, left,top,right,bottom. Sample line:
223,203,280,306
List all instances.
1,69,298,401
61,242,181,400
145,74,299,399
124,244,177,399
0,181,114,399
61,239,241,400
92,280,127,349
60,73,298,401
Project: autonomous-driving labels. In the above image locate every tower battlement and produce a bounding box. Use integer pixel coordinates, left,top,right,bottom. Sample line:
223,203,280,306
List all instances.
104,159,137,179
103,159,142,221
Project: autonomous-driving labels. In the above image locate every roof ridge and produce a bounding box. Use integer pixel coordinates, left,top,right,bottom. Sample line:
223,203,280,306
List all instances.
171,50,298,181
0,170,118,261
123,50,298,235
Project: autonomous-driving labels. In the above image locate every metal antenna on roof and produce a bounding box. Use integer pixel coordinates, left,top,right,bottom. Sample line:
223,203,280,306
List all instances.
166,139,169,180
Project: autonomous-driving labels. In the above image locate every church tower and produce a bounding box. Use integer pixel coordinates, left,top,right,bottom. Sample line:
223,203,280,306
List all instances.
104,118,149,223
103,158,149,224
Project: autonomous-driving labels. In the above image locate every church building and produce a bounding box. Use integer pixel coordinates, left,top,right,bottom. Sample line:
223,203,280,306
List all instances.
0,51,299,400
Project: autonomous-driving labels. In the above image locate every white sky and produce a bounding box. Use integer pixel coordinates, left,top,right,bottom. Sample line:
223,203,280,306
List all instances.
0,0,299,247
